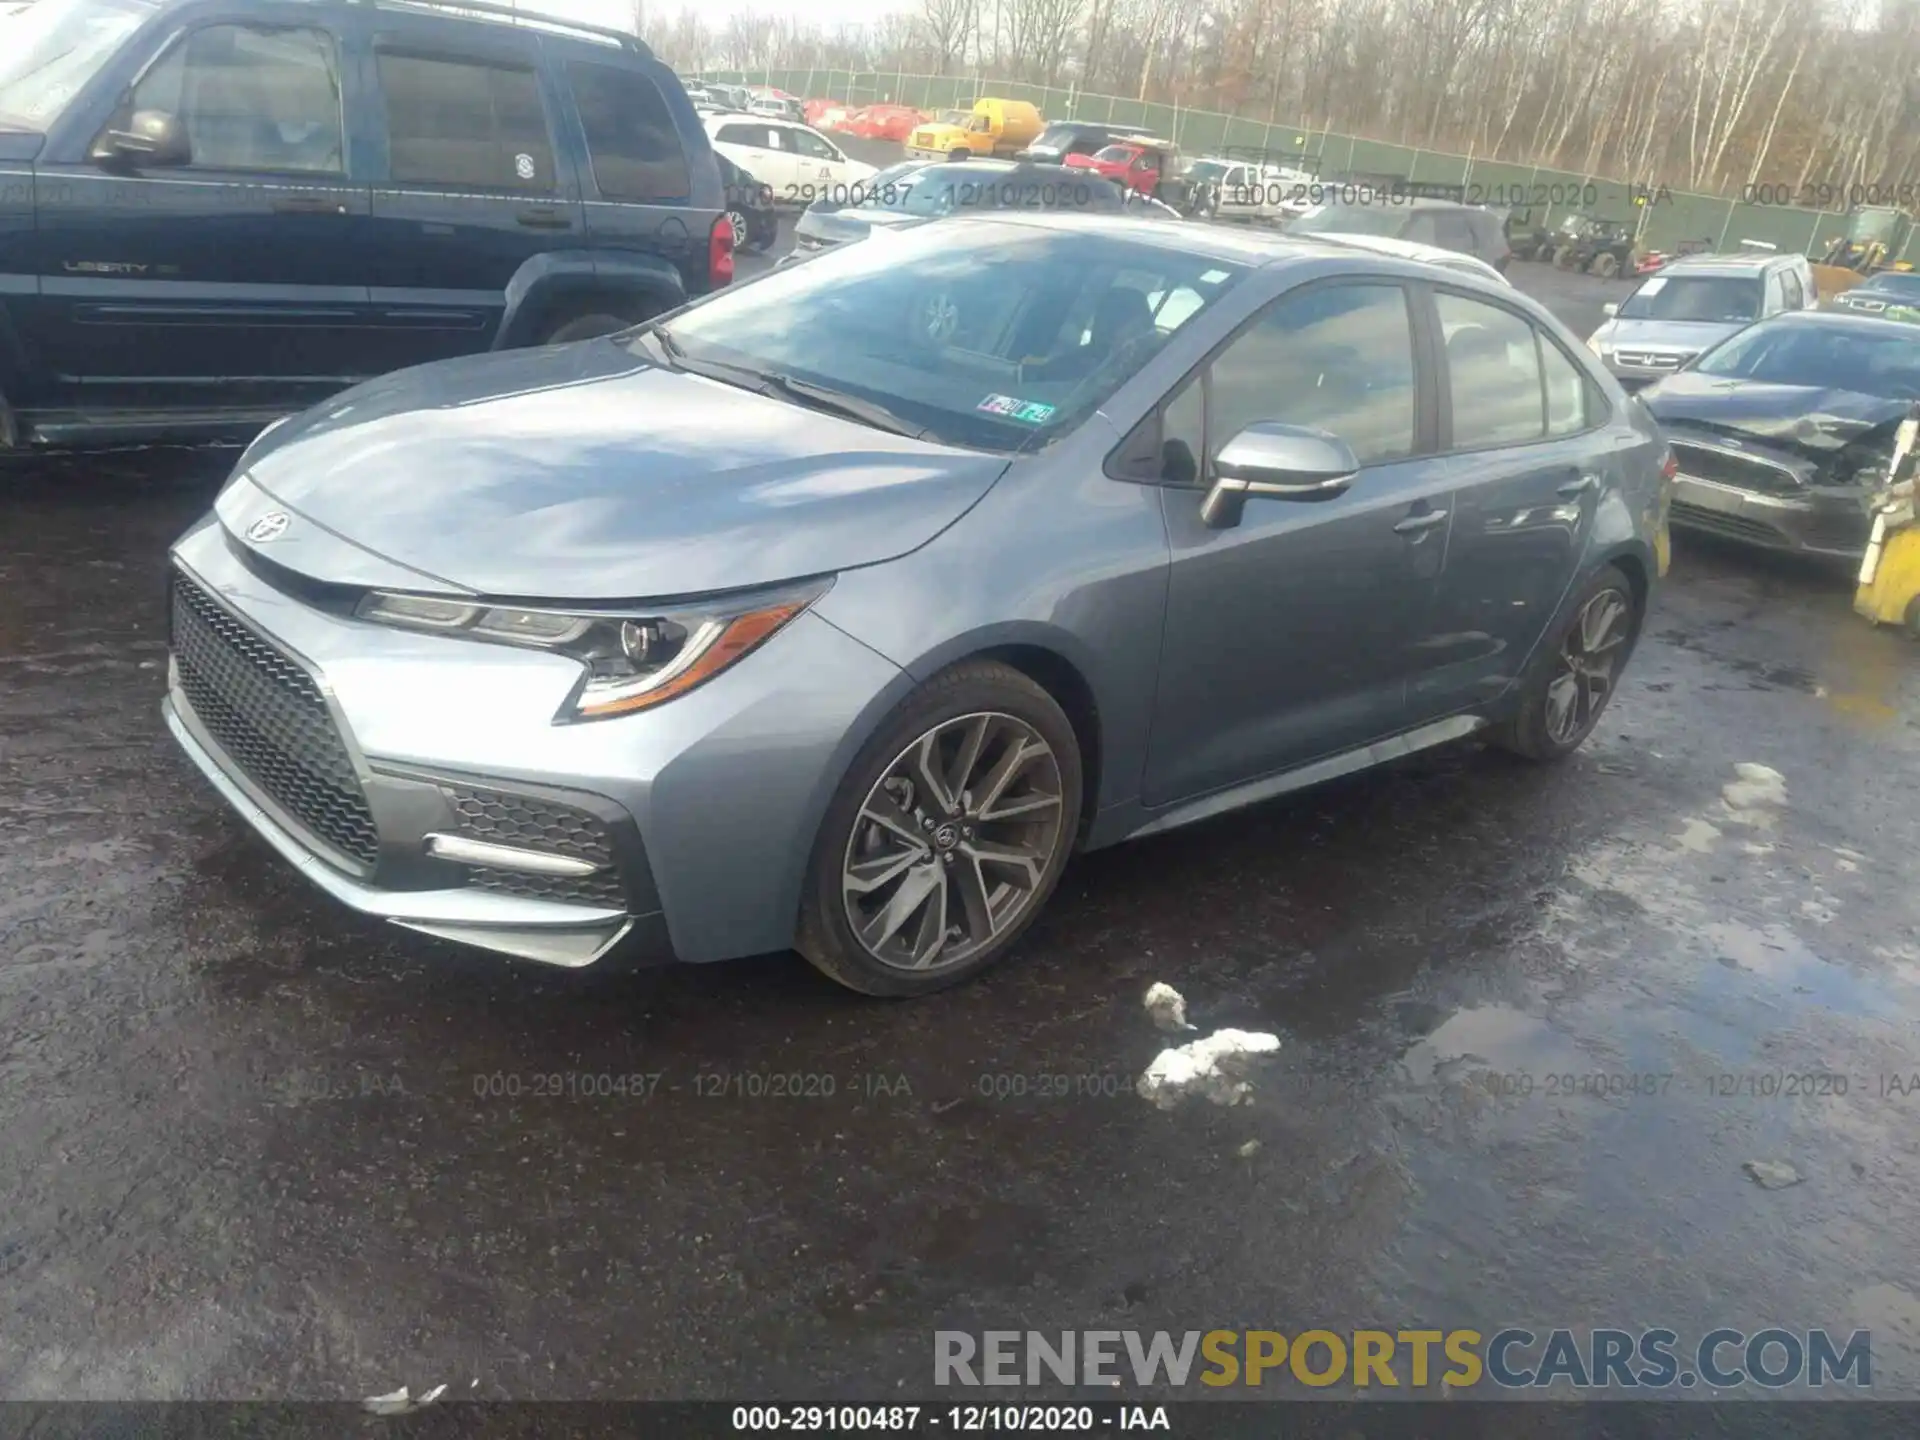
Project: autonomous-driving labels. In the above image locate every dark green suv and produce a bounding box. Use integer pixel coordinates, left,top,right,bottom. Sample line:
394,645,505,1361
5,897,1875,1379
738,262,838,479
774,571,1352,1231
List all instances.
0,0,729,446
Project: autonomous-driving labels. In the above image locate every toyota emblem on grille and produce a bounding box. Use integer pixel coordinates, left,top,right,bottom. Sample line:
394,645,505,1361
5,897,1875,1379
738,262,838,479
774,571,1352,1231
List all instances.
247,511,291,542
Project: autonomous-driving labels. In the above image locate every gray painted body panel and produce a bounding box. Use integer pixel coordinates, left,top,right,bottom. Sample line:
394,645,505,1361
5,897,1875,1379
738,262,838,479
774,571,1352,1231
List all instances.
165,219,1666,968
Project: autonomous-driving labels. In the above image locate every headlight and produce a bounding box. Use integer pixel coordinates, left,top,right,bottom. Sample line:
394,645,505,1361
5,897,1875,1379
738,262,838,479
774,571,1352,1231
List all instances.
355,577,831,722
1585,335,1609,358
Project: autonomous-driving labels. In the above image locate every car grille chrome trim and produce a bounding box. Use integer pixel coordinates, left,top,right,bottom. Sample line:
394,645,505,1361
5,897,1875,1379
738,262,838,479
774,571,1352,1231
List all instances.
1614,351,1688,369
169,569,381,870
437,783,628,910
1671,441,1803,496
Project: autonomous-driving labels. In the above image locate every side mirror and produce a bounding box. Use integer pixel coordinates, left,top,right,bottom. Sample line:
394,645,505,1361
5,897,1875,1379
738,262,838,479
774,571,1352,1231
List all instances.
92,109,190,168
1602,301,1619,318
1199,422,1359,529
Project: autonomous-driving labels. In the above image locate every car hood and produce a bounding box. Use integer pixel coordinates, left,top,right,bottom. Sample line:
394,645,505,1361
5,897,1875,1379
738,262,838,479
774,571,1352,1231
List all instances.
224,342,1010,601
1593,317,1746,353
1641,371,1910,462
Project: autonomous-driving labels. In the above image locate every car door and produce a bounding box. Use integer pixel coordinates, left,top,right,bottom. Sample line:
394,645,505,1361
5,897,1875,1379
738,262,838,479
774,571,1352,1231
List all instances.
1137,279,1455,808
712,120,791,195
29,11,374,416
1407,285,1607,720
787,124,849,190
357,22,585,369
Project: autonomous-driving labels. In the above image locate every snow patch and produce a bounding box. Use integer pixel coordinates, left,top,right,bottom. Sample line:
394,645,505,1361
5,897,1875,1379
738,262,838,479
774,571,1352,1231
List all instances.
1138,1029,1281,1109
1723,762,1787,814
1143,982,1194,1034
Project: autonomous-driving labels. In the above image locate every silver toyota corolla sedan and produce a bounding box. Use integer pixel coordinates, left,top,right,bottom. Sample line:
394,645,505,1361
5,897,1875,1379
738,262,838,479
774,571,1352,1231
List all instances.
164,215,1672,996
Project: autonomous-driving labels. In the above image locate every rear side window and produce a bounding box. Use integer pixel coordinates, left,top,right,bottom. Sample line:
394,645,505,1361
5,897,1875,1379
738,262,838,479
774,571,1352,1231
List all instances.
715,121,773,147
1431,212,1478,253
378,50,555,191
1437,290,1543,448
1540,337,1589,436
568,61,689,202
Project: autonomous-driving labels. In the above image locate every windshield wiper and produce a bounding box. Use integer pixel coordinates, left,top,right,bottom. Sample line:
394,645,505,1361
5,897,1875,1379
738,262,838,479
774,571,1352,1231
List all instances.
761,373,931,440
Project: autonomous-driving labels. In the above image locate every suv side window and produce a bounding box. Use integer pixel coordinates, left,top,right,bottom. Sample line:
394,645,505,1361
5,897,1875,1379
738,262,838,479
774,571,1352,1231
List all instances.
1437,290,1544,448
377,50,555,191
129,24,344,174
1210,282,1417,468
568,61,689,202
789,128,839,161
1400,210,1438,245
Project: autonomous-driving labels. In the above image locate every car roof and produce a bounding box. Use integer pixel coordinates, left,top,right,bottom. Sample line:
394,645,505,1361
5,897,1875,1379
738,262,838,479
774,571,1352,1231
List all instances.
1305,231,1503,278
1657,252,1795,274
969,210,1468,269
1753,309,1920,336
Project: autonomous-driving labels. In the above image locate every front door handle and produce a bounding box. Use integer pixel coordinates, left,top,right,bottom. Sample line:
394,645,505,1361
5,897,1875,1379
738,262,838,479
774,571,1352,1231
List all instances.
516,206,572,230
1558,473,1601,497
1394,508,1449,535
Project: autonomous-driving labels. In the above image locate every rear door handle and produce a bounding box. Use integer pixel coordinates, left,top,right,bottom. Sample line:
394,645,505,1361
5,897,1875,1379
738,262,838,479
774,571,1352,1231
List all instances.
1394,509,1449,535
516,206,572,230
1558,473,1601,497
271,195,347,215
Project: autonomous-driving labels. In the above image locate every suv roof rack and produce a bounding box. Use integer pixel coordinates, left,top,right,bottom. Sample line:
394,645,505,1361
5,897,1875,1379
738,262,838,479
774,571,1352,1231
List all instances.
349,0,654,57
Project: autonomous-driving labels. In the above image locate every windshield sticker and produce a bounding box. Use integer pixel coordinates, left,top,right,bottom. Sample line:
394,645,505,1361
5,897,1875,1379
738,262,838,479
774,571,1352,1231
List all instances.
1637,276,1668,295
978,394,1057,423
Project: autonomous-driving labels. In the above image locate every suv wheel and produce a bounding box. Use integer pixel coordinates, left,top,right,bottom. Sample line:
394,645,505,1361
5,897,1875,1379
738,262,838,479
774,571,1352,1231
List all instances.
542,309,646,344
796,661,1082,997
1591,251,1621,279
1493,563,1640,761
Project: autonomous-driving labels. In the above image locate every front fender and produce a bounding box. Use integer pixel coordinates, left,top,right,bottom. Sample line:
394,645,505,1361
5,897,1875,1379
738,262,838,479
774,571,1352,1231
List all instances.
493,249,690,350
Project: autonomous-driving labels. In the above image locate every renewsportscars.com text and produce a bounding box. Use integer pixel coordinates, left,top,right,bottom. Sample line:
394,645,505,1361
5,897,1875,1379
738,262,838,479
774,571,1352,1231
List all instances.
934,1328,1872,1390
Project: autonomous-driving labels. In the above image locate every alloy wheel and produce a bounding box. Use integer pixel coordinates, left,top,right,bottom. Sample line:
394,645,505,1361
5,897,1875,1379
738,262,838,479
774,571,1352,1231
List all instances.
1544,587,1631,745
841,712,1065,972
727,209,750,247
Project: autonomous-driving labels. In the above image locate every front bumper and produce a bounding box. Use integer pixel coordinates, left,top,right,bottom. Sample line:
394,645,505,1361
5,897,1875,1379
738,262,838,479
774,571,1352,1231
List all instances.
162,515,906,968
1668,475,1872,559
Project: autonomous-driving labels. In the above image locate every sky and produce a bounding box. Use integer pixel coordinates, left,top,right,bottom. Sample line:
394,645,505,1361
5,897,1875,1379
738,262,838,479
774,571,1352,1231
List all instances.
513,0,914,34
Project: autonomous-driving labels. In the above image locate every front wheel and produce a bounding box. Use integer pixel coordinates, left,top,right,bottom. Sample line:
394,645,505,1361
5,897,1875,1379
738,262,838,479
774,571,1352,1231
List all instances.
1493,563,1641,761
1591,250,1621,279
1552,244,1575,269
796,662,1082,996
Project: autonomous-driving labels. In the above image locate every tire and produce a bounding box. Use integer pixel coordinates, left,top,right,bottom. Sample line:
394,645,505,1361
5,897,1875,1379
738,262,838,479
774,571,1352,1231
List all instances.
726,208,754,251
542,310,642,344
796,661,1083,997
1492,562,1641,762
948,147,971,162
1552,244,1575,269
1591,251,1621,279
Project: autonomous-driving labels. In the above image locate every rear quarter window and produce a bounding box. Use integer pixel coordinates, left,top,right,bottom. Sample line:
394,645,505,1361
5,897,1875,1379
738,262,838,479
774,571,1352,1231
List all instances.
568,60,690,202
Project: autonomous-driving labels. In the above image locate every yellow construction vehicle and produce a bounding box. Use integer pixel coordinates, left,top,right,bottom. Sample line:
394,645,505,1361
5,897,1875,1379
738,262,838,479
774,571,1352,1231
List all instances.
1854,401,1920,635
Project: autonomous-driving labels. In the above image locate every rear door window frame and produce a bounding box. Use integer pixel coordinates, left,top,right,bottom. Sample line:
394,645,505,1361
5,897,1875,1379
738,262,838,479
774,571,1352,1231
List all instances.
1420,280,1612,454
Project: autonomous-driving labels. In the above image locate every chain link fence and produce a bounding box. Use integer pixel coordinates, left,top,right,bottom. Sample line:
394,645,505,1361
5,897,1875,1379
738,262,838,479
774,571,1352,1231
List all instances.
698,68,1917,266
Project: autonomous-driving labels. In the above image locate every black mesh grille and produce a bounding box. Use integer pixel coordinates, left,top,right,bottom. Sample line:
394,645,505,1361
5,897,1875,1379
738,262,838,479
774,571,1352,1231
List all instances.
1671,442,1801,496
171,572,380,869
442,785,625,910
1670,500,1790,547
466,866,628,909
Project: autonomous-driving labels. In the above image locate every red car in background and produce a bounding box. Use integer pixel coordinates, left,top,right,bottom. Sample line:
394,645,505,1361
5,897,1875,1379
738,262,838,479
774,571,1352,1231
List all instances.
1063,137,1175,196
844,104,926,142
805,98,854,130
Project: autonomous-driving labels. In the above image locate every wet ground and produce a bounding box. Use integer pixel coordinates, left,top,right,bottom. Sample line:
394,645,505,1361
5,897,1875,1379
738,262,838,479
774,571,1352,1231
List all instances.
3,258,1920,1407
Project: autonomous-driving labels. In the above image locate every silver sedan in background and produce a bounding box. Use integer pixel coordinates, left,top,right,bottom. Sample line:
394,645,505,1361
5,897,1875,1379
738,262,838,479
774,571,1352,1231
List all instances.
165,216,1669,997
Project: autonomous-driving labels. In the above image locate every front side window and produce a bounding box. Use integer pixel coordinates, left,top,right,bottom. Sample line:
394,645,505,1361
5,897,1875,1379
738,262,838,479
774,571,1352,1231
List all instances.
789,128,838,161
0,0,154,129
130,23,342,173
1208,282,1417,466
569,60,688,202
378,50,553,191
1093,145,1136,164
645,222,1244,453
1437,290,1544,448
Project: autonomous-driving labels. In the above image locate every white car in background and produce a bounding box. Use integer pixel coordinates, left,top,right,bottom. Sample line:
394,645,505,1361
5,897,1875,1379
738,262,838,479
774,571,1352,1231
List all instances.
704,115,877,205
1183,157,1317,224
1304,231,1513,285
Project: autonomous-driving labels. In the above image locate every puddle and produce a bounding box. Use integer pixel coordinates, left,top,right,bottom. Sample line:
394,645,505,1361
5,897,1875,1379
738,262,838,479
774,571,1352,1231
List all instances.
1401,1004,1586,1087
1697,919,1902,1019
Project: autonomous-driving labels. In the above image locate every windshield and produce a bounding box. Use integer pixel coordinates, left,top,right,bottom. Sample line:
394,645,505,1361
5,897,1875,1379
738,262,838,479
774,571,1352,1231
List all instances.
1693,319,1920,397
0,0,153,128
1859,273,1920,300
1031,125,1087,149
1618,275,1761,323
643,222,1245,452
1092,145,1137,164
937,109,970,125
1288,203,1409,238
